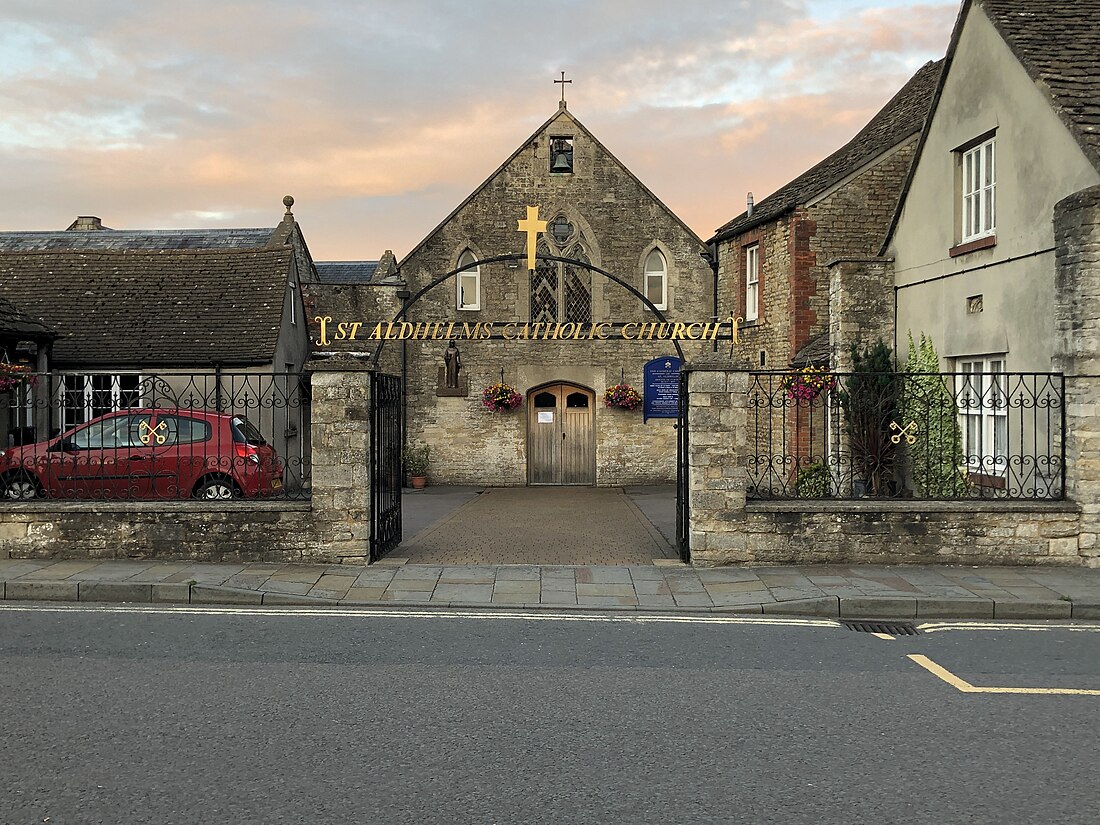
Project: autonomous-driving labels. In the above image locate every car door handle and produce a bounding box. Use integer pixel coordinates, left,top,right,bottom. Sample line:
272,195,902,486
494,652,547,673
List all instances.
126,455,148,461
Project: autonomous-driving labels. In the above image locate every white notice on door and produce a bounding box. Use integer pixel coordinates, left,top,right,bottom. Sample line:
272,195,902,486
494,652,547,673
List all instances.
537,411,554,424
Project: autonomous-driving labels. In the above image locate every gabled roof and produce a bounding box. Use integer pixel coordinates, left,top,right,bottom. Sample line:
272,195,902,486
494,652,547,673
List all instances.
0,249,293,367
315,261,380,284
712,59,943,243
0,228,277,252
881,0,1100,253
982,0,1100,170
0,295,54,339
399,105,706,266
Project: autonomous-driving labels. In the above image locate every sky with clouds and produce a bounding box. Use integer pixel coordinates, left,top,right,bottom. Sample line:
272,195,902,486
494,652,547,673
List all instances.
0,0,958,260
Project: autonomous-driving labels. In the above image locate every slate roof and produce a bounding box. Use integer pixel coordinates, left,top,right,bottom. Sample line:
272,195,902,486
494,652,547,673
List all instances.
0,249,292,366
712,59,943,243
790,333,830,367
315,261,380,284
981,0,1100,168
0,228,276,253
0,296,54,339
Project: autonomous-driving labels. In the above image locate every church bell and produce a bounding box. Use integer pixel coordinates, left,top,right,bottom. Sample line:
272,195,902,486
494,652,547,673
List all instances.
551,149,572,172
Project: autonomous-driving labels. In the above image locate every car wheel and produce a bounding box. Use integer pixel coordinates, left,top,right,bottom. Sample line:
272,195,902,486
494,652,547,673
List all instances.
194,476,241,500
1,472,43,501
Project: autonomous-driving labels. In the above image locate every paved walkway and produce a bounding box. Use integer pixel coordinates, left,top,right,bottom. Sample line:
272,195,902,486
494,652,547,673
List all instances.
398,487,674,565
3,557,1099,619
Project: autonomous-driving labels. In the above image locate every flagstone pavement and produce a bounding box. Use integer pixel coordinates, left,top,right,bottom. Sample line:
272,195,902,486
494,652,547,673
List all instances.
2,556,1100,619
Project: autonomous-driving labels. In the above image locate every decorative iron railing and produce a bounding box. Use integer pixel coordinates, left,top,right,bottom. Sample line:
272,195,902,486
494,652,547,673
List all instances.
0,371,310,501
746,371,1064,501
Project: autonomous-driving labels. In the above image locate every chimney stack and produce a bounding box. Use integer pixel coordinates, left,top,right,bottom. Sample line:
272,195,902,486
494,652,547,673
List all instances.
67,216,105,231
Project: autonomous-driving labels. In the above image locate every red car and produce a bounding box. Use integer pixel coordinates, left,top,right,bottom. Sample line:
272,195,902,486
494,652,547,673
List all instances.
0,409,283,500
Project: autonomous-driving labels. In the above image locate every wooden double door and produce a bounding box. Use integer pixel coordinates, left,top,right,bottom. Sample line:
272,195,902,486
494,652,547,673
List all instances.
527,383,596,485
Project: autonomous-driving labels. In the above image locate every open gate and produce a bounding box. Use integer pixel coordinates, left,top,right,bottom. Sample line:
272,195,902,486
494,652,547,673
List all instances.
675,369,690,562
369,371,402,562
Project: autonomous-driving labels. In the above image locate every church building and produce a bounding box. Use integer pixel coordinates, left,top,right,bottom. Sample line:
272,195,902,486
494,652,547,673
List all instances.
309,98,718,486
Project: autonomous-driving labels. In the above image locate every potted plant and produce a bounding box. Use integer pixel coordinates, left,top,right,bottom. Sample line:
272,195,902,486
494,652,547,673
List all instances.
837,340,902,497
782,365,836,402
482,382,522,413
603,382,643,411
795,461,833,498
0,361,35,393
402,444,431,489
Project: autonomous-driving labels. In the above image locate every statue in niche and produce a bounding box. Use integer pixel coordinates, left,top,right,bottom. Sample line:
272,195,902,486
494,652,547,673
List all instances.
444,340,462,387
437,340,468,397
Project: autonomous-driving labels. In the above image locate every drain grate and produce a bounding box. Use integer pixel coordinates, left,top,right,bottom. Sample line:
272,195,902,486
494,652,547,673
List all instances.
842,620,920,636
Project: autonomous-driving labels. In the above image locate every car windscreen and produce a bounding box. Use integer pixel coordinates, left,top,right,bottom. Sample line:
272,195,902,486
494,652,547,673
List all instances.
230,416,267,446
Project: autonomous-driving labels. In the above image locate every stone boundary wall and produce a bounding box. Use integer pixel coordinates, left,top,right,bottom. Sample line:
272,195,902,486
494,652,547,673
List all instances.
0,358,374,565
685,365,1091,568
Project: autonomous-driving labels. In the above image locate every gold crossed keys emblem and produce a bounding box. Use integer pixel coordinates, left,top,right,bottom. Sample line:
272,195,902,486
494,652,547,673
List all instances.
139,420,168,446
890,420,919,445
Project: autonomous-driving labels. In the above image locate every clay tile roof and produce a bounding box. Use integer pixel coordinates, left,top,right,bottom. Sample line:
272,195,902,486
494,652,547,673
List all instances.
981,0,1100,168
0,249,292,367
711,59,944,243
0,295,54,339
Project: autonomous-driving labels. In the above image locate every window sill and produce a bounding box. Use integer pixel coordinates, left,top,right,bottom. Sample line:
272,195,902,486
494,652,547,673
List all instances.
741,318,763,328
949,235,996,258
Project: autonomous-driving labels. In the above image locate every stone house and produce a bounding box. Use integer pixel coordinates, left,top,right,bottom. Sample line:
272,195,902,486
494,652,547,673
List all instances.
0,203,312,474
884,0,1100,374
310,102,716,486
711,59,942,371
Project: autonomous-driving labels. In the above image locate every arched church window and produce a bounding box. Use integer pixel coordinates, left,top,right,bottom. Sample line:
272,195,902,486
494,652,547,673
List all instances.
566,392,589,408
534,392,557,407
529,219,593,324
644,248,667,311
531,242,558,323
457,250,480,311
563,243,591,323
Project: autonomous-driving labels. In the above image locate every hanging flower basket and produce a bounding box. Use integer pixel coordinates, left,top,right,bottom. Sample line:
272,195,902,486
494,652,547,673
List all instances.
783,366,836,402
0,363,35,393
482,382,522,413
603,382,643,411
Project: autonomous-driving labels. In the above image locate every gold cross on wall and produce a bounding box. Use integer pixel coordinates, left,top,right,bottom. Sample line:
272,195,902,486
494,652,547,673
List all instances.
517,205,547,271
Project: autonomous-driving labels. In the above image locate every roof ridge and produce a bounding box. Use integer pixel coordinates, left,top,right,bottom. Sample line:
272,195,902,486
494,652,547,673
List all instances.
712,58,944,242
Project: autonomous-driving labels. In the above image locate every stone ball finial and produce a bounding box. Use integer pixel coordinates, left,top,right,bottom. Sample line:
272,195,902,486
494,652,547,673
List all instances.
283,194,295,214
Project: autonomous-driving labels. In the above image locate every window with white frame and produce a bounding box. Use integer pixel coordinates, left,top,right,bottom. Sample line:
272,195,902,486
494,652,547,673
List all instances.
643,249,667,310
457,249,480,310
288,278,297,326
957,357,1007,477
745,244,759,322
961,137,996,242
59,374,142,432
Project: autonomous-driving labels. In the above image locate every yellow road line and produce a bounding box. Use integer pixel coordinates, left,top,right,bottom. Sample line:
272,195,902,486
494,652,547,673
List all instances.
908,654,1100,696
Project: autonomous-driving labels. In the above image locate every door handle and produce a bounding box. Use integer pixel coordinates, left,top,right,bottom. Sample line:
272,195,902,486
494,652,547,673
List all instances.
126,455,148,461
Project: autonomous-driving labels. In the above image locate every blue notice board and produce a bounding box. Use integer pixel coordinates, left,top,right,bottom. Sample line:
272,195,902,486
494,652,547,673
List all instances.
643,356,682,422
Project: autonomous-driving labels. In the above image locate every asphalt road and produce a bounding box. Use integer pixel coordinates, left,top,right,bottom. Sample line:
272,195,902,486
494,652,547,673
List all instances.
2,604,1099,825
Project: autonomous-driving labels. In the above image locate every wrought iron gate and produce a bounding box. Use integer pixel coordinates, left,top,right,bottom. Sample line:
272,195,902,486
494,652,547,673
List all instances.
675,369,690,562
369,371,402,563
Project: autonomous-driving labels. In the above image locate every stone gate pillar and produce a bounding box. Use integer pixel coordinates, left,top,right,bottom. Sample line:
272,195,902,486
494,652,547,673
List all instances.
1053,184,1100,566
828,256,895,371
685,359,751,565
308,357,372,563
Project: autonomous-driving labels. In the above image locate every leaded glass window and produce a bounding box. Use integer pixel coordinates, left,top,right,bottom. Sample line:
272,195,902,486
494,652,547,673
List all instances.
528,219,593,323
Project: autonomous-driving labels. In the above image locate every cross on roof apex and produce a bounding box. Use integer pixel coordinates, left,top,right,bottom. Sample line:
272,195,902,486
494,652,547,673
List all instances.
555,71,572,108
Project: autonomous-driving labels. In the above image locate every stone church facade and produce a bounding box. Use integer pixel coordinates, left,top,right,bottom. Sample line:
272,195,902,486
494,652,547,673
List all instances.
311,102,716,486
